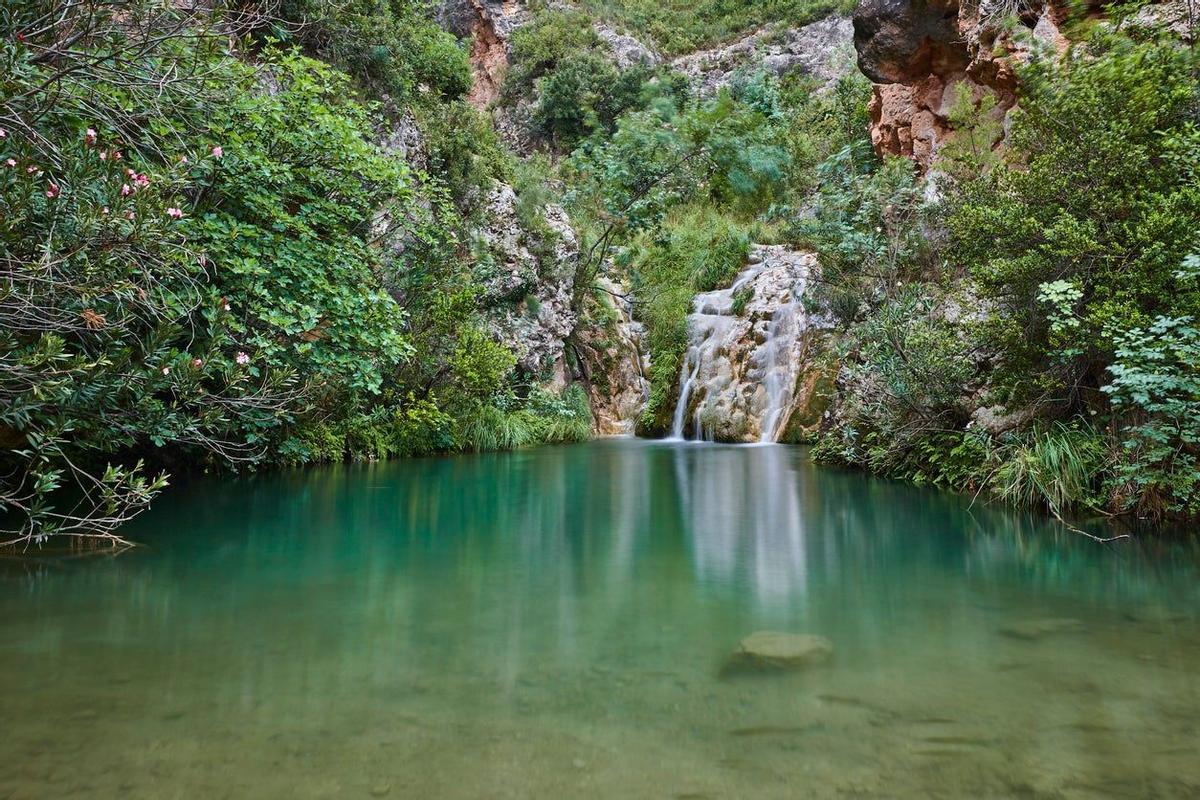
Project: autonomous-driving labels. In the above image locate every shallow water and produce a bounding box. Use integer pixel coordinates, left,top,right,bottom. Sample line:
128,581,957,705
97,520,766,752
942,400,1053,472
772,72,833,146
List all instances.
2,440,1200,799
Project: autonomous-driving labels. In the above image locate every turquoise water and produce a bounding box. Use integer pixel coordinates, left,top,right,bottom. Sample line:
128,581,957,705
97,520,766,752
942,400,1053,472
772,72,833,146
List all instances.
2,440,1199,799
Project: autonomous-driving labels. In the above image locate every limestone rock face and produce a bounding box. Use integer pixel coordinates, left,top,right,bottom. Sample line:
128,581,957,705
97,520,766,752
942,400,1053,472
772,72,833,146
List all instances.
438,0,530,109
594,21,662,69
475,184,577,380
378,110,428,172
672,16,855,97
671,246,828,443
575,276,651,435
726,631,834,673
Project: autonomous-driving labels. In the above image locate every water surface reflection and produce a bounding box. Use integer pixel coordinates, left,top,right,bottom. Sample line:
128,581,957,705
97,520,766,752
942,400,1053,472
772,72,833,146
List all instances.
1,440,1198,799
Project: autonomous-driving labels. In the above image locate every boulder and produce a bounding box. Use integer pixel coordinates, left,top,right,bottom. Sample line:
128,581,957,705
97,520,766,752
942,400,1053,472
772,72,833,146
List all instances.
853,0,968,85
724,631,834,674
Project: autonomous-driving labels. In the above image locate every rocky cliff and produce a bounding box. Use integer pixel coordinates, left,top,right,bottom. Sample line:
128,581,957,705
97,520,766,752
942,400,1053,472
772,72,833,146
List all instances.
430,1,865,437
853,0,1194,169
852,0,1063,168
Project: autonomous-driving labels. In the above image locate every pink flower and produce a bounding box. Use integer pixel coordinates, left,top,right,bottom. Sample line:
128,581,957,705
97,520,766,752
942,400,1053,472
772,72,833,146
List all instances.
99,150,108,160
125,210,136,220
0,128,6,138
191,358,204,368
166,207,183,219
84,128,97,146
211,146,223,159
45,182,60,199
4,158,15,168
26,165,39,174
135,173,150,187
235,351,250,365
120,183,132,197
179,155,188,164
126,168,136,177
102,207,110,215
161,366,171,376
112,150,122,161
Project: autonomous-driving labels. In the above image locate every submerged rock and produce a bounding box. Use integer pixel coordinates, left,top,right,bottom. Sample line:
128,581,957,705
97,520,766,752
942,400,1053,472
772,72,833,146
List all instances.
998,618,1085,641
724,631,834,674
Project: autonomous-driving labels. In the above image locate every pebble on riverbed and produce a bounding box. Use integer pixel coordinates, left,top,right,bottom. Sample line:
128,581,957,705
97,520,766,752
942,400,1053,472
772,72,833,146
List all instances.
721,631,834,676
997,618,1086,640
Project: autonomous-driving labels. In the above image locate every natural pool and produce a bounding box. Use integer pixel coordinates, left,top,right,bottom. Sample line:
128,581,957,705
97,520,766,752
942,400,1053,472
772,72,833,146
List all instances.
2,440,1199,799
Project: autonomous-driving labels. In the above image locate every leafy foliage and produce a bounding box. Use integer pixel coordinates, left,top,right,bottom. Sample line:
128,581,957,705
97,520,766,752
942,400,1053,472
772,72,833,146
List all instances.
0,0,589,544
1103,314,1200,518
1,17,293,543
948,32,1200,411
507,7,681,150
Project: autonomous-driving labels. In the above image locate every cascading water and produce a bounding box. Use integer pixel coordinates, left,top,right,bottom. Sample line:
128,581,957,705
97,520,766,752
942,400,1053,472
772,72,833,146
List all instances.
667,264,760,441
669,348,700,440
666,246,820,443
757,300,801,443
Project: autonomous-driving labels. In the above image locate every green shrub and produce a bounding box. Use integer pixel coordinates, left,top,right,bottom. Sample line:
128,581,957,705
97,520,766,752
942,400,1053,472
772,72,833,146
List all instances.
992,423,1106,517
0,25,292,543
794,147,932,324
418,99,512,214
1102,313,1200,518
190,52,415,399
458,385,593,451
506,8,603,97
271,0,471,103
812,287,976,475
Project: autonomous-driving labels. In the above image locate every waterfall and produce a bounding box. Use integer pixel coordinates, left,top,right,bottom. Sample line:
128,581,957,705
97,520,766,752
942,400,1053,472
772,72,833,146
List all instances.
667,264,760,440
665,246,820,444
669,347,700,440
757,300,800,443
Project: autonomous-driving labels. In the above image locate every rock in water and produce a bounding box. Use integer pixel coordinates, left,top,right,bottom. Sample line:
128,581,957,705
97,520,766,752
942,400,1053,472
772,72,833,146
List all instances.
998,618,1085,640
724,632,834,675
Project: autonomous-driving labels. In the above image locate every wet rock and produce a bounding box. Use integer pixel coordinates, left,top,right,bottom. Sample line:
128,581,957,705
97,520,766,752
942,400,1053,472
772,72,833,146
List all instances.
998,618,1085,640
724,631,834,674
1123,607,1188,625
